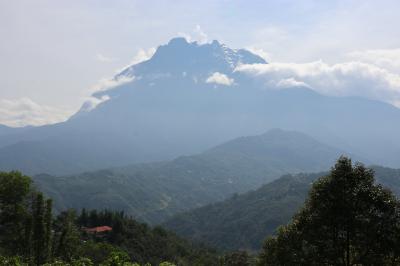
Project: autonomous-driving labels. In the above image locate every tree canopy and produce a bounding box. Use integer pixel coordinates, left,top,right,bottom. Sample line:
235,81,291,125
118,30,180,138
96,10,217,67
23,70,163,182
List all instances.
259,157,400,265
0,171,218,266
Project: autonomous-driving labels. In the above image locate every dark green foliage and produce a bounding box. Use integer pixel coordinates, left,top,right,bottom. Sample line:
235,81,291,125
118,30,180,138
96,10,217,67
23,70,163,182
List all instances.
77,208,88,227
23,215,33,259
75,209,219,265
100,251,131,266
0,256,27,266
0,171,220,265
164,173,321,251
33,193,46,265
0,172,55,265
0,171,32,255
77,241,124,265
44,199,53,261
165,165,400,251
220,251,253,266
258,157,400,265
54,210,81,262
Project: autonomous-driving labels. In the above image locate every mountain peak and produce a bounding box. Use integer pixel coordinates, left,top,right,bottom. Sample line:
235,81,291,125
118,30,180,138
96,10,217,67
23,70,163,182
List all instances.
167,37,189,46
118,37,266,78
166,37,221,49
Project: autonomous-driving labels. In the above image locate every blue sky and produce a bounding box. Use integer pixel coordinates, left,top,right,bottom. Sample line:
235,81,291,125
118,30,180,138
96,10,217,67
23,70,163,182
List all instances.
1,0,400,126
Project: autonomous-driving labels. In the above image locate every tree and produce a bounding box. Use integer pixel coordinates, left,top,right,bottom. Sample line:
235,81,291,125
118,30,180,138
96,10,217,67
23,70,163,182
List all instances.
56,210,81,262
44,199,53,261
0,256,27,266
221,251,251,266
258,157,400,265
23,215,33,260
100,251,134,266
0,171,32,255
78,208,88,227
33,193,46,265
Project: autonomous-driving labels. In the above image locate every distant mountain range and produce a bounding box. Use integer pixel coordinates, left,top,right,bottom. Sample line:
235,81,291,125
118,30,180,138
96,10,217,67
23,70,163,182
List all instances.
163,166,400,251
1,38,400,175
33,129,350,224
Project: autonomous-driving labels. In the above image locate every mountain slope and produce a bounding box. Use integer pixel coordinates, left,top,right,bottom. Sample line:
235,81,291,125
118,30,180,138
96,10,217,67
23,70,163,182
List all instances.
163,166,400,251
0,124,30,137
2,38,400,175
33,129,348,224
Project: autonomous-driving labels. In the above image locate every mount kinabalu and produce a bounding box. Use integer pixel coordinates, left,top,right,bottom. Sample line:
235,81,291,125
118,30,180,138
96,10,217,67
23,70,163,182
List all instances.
1,37,400,175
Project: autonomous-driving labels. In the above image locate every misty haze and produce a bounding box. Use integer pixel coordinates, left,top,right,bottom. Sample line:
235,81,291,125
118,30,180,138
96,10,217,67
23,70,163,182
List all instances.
1,1,400,265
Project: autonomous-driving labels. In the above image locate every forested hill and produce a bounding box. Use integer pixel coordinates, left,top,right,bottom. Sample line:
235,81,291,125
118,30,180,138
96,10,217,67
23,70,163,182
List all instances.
33,129,349,224
0,171,219,266
163,166,400,251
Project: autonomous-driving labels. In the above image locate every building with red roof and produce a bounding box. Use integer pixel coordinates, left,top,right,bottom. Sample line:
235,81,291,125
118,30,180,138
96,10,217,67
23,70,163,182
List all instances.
83,225,112,234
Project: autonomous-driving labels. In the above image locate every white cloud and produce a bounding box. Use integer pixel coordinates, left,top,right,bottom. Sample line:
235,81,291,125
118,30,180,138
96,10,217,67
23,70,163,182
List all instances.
347,48,400,74
80,75,135,112
276,78,310,89
90,75,135,94
95,53,116,63
130,47,156,65
79,95,111,112
206,72,234,86
178,25,209,44
114,47,156,76
0,98,73,127
236,61,400,107
0,75,131,127
193,25,208,44
245,47,271,62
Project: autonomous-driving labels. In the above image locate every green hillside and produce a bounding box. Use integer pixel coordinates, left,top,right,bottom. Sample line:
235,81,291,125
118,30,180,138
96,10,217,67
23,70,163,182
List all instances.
163,166,400,251
33,129,349,224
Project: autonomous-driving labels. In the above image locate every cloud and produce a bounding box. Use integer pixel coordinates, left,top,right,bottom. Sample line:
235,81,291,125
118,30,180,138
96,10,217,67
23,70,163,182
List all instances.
193,25,208,44
80,75,135,112
178,25,209,44
114,47,156,76
0,75,133,127
206,72,234,86
95,53,116,63
236,61,400,107
0,98,73,127
276,78,310,89
130,47,156,65
245,47,271,62
347,48,400,74
79,95,111,112
90,75,135,94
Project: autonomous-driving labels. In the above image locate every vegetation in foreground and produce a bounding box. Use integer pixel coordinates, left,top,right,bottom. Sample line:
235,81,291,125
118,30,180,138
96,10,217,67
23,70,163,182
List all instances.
2,157,400,265
259,157,400,265
0,171,220,266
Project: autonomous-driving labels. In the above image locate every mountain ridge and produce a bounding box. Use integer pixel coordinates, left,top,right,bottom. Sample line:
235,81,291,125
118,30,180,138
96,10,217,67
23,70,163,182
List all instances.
1,38,400,175
163,166,400,251
32,129,349,224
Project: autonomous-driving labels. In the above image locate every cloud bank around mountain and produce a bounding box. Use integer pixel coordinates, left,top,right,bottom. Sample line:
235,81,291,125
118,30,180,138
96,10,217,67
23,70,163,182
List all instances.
2,40,400,127
0,75,135,127
90,75,134,94
0,98,73,127
236,60,400,107
347,48,400,74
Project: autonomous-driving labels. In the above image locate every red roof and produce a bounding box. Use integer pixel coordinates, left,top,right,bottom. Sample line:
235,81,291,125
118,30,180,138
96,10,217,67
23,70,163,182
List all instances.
84,226,112,233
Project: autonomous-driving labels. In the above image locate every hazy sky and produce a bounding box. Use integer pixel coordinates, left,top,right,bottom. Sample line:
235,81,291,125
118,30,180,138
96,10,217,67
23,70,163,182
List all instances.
1,0,400,126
